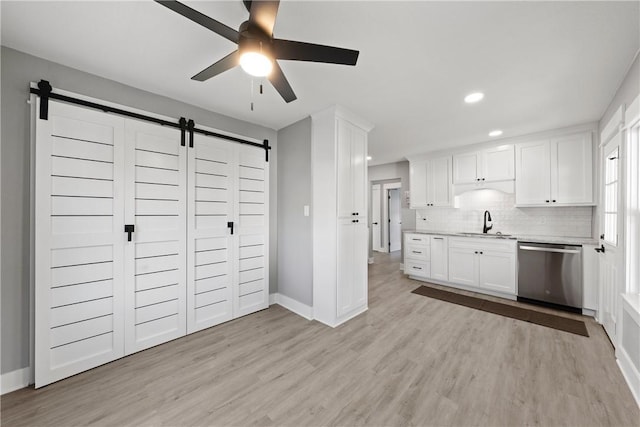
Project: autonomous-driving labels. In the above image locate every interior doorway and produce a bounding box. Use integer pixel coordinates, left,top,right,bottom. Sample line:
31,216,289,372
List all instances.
388,188,401,252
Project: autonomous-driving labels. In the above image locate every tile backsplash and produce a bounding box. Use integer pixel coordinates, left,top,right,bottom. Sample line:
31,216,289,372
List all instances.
416,190,593,237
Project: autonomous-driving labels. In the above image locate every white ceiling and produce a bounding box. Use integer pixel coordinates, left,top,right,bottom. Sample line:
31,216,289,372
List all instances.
2,1,639,165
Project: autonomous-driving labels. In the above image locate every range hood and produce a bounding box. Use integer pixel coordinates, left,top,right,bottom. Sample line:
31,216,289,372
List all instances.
453,180,515,196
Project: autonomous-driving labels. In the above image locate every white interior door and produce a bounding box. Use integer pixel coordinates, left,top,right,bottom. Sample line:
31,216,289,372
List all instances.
599,134,624,343
235,145,269,317
371,184,382,251
187,134,235,333
388,188,401,252
124,119,187,353
35,100,125,387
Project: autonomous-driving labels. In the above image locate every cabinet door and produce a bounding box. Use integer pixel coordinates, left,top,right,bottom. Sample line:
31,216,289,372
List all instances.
337,221,368,317
448,247,478,287
550,133,593,204
453,152,479,184
235,145,270,317
35,101,126,387
430,157,452,206
429,236,448,281
186,134,234,333
515,140,551,205
336,120,353,217
483,145,514,182
351,124,367,217
478,251,516,294
409,161,428,208
124,119,187,354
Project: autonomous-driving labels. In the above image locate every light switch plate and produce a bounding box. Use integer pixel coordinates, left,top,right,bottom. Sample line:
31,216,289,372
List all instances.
304,205,310,217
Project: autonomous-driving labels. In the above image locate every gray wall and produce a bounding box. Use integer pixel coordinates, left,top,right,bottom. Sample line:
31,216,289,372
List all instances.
0,46,278,375
368,161,416,260
276,117,313,306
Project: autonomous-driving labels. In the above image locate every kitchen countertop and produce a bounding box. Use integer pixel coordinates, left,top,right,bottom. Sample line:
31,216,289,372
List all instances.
404,230,599,245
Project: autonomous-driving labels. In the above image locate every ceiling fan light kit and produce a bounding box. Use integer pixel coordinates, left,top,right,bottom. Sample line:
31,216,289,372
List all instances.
156,0,359,103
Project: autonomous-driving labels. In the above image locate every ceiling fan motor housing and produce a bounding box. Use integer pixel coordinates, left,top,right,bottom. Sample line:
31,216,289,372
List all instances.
238,21,273,59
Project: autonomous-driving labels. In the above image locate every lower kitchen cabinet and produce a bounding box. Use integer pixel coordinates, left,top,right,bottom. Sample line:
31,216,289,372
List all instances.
405,233,516,297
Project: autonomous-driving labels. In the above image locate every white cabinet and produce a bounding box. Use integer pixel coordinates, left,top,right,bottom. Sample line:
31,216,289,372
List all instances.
403,233,448,281
515,132,593,206
312,106,373,327
409,156,452,208
429,236,449,281
337,119,367,218
453,145,514,184
448,238,517,295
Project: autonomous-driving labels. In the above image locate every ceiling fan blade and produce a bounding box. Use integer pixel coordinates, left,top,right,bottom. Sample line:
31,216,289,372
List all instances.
247,0,280,36
273,39,359,65
155,0,239,44
268,62,297,103
191,51,240,81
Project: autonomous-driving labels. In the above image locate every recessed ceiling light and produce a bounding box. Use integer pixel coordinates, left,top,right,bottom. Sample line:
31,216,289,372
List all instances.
366,156,372,161
488,130,503,137
464,92,484,103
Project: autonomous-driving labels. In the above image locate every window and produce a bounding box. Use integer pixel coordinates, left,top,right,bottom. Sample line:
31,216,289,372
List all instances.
626,120,639,294
604,146,619,246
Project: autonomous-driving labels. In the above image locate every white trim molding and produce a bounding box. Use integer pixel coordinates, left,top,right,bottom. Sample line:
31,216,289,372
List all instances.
269,293,314,320
1,367,31,395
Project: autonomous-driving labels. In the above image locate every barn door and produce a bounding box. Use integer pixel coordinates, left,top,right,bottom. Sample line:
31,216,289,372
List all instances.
186,134,234,333
234,145,269,317
123,119,187,354
34,100,125,387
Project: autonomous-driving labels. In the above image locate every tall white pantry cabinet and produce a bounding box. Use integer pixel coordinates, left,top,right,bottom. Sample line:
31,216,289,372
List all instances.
311,106,374,327
34,97,269,387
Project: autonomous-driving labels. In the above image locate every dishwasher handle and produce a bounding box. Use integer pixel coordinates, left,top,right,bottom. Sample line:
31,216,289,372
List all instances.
519,245,581,254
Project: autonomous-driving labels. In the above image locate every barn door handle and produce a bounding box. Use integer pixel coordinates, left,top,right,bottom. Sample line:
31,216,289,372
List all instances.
124,224,135,242
594,245,605,253
227,221,234,235
372,222,378,225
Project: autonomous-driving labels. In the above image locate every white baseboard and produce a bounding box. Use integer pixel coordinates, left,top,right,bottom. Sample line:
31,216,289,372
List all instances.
617,349,640,408
269,293,313,320
1,367,30,395
368,257,374,264
400,263,404,271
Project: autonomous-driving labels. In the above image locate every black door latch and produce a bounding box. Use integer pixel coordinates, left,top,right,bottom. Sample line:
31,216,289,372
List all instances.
227,221,234,235
594,244,606,253
124,224,135,242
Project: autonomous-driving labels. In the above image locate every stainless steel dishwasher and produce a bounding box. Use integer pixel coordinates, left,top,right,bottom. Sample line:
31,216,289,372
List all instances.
517,242,583,310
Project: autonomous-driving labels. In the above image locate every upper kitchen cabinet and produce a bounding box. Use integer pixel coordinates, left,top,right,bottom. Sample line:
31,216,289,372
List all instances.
515,132,593,206
453,145,515,184
409,156,452,208
337,119,367,218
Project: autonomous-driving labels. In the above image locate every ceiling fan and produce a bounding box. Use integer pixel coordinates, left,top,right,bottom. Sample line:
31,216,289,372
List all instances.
156,0,360,103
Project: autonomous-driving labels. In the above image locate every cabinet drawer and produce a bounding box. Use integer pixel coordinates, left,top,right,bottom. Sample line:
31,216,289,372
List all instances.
406,244,430,261
405,234,430,246
405,260,430,278
448,237,516,253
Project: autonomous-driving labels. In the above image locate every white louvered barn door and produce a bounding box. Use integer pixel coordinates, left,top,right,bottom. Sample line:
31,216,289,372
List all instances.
35,100,125,388
186,134,234,333
235,145,269,317
124,120,187,353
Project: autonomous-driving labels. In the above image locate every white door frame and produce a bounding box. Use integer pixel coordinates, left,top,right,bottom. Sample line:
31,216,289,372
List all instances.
381,181,402,253
388,188,401,252
371,184,383,252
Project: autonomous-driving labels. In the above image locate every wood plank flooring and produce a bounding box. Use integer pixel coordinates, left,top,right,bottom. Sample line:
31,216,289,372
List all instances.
2,251,639,426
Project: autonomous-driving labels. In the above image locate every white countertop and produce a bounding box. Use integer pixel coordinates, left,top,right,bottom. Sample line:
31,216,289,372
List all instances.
405,230,598,245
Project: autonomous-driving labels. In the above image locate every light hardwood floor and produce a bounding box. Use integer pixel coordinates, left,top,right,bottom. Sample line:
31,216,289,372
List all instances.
3,252,639,426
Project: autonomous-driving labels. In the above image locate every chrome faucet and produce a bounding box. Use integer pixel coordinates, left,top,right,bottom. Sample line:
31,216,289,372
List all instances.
483,210,493,234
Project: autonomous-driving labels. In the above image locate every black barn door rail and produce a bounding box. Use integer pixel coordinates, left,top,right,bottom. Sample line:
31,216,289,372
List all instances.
30,80,271,161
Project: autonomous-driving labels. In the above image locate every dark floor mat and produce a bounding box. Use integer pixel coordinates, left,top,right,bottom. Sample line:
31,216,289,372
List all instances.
412,285,589,337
